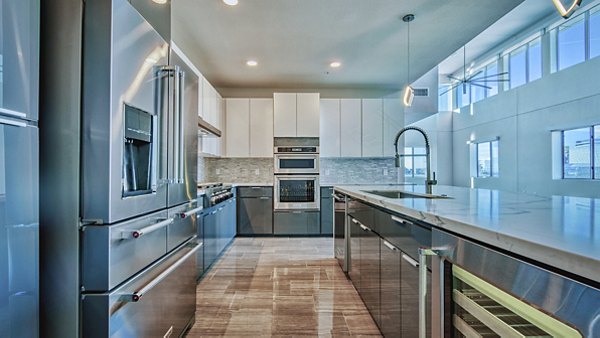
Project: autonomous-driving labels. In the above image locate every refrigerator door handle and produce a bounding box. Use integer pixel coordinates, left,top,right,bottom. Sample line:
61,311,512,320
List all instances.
155,66,172,187
176,69,185,184
0,107,27,120
121,242,201,302
0,117,27,128
120,217,174,239
178,206,204,219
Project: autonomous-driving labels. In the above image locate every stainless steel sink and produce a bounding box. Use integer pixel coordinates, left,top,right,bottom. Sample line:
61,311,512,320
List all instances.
362,190,451,199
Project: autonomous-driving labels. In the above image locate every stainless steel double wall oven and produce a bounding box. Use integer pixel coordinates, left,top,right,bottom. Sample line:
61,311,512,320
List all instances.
274,146,320,210
79,0,201,336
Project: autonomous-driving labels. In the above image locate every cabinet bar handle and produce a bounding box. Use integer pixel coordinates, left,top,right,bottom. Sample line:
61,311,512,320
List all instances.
179,206,204,219
391,215,413,225
120,218,174,240
383,240,398,251
402,253,419,267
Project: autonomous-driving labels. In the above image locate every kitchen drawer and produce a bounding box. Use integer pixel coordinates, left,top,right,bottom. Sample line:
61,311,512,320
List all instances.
82,209,169,291
237,186,273,198
82,240,199,338
238,196,273,235
274,211,320,235
348,199,377,233
167,200,203,252
320,186,333,199
378,211,431,261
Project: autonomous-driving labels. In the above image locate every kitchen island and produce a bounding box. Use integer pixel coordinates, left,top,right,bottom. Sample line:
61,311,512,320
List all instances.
334,184,599,282
334,184,600,337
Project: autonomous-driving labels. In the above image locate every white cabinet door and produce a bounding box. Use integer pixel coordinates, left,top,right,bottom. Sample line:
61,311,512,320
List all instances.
198,75,205,118
225,99,250,157
202,77,211,123
319,99,341,157
340,99,362,157
383,99,404,157
296,93,320,137
273,93,297,137
361,99,383,157
250,98,274,157
216,93,225,156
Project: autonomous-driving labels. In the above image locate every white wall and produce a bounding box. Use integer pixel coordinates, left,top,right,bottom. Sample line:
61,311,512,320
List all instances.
451,55,600,198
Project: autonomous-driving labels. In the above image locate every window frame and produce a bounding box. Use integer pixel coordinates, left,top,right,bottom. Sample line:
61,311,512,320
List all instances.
403,147,427,178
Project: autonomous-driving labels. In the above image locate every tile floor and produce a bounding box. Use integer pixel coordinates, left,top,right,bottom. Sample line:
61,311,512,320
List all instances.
186,237,382,337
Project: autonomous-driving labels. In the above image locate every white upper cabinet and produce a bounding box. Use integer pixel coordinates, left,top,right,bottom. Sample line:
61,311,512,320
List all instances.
250,98,274,157
274,93,320,137
201,77,212,122
340,99,362,157
225,99,250,157
362,99,384,157
273,93,297,137
319,99,341,157
383,99,404,157
296,93,320,137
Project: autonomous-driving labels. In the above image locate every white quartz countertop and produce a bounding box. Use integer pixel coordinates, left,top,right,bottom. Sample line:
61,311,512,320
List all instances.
334,184,600,282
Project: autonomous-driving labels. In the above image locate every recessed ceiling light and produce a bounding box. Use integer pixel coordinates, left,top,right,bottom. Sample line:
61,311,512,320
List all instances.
223,0,238,6
329,61,341,68
152,0,167,4
246,60,258,66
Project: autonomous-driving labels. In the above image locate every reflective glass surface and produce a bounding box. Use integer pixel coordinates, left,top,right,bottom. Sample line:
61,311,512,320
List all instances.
558,15,586,70
279,158,316,170
279,179,315,203
563,128,591,179
595,126,600,179
528,38,542,82
491,140,499,177
485,62,499,97
509,45,527,89
477,142,491,178
590,6,600,59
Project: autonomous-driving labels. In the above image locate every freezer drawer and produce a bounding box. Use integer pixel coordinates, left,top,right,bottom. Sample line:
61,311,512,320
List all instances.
167,201,202,252
81,209,170,291
82,241,199,338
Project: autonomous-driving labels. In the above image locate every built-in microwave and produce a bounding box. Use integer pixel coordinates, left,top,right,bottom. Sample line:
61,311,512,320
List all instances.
274,146,319,174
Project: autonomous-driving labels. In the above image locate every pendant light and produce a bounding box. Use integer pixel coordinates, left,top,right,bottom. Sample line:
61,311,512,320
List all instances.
403,14,415,107
552,0,582,18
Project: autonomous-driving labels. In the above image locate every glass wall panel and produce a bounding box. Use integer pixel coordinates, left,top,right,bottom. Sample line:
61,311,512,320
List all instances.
590,6,600,59
595,126,600,179
491,141,499,177
510,45,527,89
558,15,586,70
485,62,499,97
477,142,491,178
528,38,542,82
563,127,591,179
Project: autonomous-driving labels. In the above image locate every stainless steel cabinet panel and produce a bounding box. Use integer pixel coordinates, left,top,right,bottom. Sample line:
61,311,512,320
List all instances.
400,249,430,337
1,0,39,121
81,209,169,291
359,222,380,327
320,187,333,235
238,196,273,235
0,122,39,338
348,200,377,233
167,201,201,252
380,239,401,337
82,242,198,338
273,211,319,235
237,186,273,198
380,212,431,261
348,217,361,289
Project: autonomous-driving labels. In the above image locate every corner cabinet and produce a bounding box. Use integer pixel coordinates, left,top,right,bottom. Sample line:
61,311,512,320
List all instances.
274,93,319,137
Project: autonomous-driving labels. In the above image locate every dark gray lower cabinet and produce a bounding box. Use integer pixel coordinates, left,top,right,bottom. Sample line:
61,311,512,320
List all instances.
202,198,237,275
273,211,320,235
380,239,401,337
238,189,273,235
202,208,218,273
360,224,380,326
348,217,361,290
320,187,333,235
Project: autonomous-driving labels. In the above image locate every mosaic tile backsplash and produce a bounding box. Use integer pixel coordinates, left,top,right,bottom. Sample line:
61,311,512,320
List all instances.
198,156,403,185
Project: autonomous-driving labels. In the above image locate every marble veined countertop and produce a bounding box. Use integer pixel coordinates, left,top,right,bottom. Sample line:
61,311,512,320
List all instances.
334,184,600,282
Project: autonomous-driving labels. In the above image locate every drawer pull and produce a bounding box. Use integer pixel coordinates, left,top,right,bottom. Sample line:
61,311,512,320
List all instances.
259,197,270,200
392,215,413,225
121,218,174,240
401,253,419,268
359,224,370,232
121,243,201,302
383,240,398,251
351,218,359,224
178,205,204,219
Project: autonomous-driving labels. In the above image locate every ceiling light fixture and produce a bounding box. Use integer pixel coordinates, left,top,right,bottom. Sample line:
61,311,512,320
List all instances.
152,0,167,4
329,61,341,68
246,60,258,66
552,0,582,18
402,14,415,107
223,0,239,6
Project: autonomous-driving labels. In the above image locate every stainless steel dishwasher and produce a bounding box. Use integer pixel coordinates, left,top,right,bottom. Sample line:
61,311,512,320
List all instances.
333,192,347,271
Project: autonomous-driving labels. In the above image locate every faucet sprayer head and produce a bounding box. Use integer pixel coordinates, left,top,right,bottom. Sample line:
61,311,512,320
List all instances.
395,154,401,168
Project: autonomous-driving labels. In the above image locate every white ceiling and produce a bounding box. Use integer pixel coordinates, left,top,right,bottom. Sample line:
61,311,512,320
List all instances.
172,0,526,95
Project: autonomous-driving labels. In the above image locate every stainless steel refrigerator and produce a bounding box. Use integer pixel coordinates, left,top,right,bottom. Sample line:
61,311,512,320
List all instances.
0,0,40,337
79,0,200,336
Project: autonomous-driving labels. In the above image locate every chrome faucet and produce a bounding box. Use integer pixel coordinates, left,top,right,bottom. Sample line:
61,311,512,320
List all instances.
393,126,437,194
